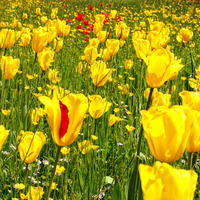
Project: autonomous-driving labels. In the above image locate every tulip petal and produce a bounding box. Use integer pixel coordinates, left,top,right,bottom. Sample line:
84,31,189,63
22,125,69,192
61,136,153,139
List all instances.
59,100,69,139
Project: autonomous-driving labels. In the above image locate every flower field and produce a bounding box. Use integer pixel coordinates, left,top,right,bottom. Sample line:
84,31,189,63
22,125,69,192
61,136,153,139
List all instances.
0,0,200,199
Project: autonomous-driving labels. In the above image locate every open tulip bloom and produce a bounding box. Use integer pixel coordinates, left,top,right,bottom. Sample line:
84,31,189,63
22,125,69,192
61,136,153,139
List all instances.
39,93,88,146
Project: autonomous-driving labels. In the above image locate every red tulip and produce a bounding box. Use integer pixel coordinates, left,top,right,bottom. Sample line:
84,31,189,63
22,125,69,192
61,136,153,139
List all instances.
76,13,85,22
100,3,103,6
89,5,93,10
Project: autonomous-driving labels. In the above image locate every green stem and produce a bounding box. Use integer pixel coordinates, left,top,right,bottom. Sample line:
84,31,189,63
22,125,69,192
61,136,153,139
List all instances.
23,163,29,184
45,145,61,200
187,152,193,170
169,80,172,95
133,87,154,199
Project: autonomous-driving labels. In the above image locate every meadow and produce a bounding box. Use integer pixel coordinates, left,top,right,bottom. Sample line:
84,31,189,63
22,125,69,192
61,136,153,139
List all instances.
0,0,200,199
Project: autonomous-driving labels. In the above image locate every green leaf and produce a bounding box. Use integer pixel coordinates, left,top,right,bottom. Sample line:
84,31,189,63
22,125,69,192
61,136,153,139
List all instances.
112,176,122,200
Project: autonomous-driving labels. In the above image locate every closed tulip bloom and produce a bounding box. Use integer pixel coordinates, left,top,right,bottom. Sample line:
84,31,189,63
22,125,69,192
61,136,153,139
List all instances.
95,14,105,24
121,26,130,40
147,31,163,49
18,131,46,164
106,39,119,57
21,33,31,47
53,38,63,53
38,47,54,71
28,186,44,200
55,19,66,37
84,45,98,65
110,10,117,19
1,56,20,80
145,47,184,88
133,39,151,60
48,27,57,44
141,106,192,163
102,48,111,62
0,35,4,49
32,28,48,53
90,61,112,87
139,161,198,200
63,25,70,37
1,29,15,49
89,95,112,119
177,28,193,43
36,8,41,15
93,22,103,35
41,16,48,24
159,35,170,48
89,38,99,48
97,30,107,43
124,59,133,70
186,110,200,152
132,31,145,41
23,13,28,19
39,93,88,146
115,22,125,38
0,125,9,151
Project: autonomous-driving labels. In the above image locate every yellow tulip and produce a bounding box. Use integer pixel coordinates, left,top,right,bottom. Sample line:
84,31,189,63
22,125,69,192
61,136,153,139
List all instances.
78,140,93,154
90,61,112,87
139,161,198,200
28,186,44,200
132,31,145,41
124,59,133,70
159,35,170,48
18,131,46,164
48,27,57,44
21,33,31,47
0,125,9,151
150,21,165,32
93,22,103,35
152,92,171,108
32,28,48,53
41,16,48,24
89,38,99,48
179,90,200,111
121,26,130,41
147,31,163,49
89,95,112,119
143,88,158,100
102,48,111,62
145,47,184,88
97,30,107,43
55,19,66,37
95,14,105,24
23,13,28,20
53,37,63,53
186,110,200,152
1,56,20,80
37,47,54,71
48,69,61,83
36,8,41,15
115,22,126,38
63,25,70,37
1,29,15,49
84,45,98,65
177,28,193,43
39,93,88,146
110,10,117,19
30,107,46,125
52,8,58,16
106,39,120,57
140,106,192,162
133,39,151,60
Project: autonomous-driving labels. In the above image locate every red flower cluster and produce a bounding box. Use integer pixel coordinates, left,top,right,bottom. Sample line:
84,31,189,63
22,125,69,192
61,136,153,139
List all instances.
76,13,85,22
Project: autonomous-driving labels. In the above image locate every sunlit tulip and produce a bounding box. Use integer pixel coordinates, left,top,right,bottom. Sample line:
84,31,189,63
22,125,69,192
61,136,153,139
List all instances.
145,47,184,88
0,35,3,49
159,35,170,48
121,26,130,40
48,69,61,83
139,161,198,200
84,45,98,65
18,131,46,164
132,31,145,41
97,30,107,43
1,56,20,80
110,10,117,19
52,8,58,16
23,13,28,20
21,33,31,47
39,93,88,146
89,95,112,119
41,16,48,24
141,106,192,162
152,92,171,108
63,25,70,37
47,27,57,44
55,19,66,37
28,186,44,200
53,38,63,53
179,90,200,111
1,29,15,49
93,22,103,35
147,31,163,49
102,48,111,62
177,28,193,43
124,59,133,70
106,39,119,56
150,21,165,32
90,61,112,87
89,38,99,48
186,110,200,152
0,125,9,151
95,14,105,24
36,8,41,15
32,28,48,53
38,47,54,71
133,39,151,60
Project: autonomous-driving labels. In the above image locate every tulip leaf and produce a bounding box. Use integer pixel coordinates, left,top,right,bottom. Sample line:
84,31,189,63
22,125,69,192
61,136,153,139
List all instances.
112,176,122,200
